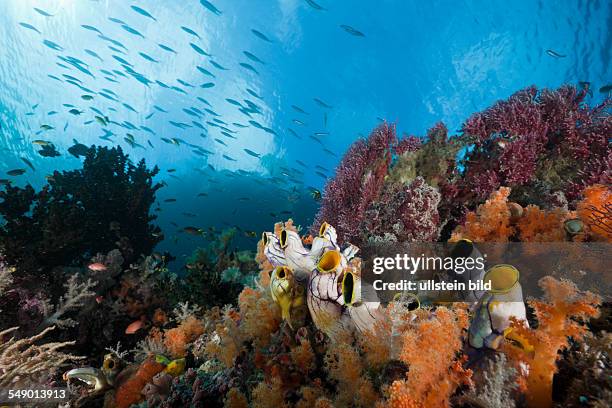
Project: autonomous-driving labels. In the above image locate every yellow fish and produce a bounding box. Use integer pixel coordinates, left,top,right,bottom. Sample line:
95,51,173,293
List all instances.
164,358,186,377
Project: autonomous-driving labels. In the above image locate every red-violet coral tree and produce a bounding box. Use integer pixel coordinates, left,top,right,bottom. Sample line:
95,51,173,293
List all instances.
459,85,611,203
313,85,610,244
312,123,396,244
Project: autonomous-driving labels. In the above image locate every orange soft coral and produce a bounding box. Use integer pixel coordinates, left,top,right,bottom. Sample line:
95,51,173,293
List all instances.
516,205,566,242
224,387,249,408
577,184,612,241
291,339,316,375
383,306,472,408
450,187,514,242
237,286,281,348
502,276,601,408
251,377,288,408
163,315,204,358
114,357,165,408
324,341,378,407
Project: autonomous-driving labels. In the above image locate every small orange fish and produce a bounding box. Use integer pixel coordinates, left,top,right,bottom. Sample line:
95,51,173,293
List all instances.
95,295,104,304
125,319,145,334
88,262,107,272
301,234,314,245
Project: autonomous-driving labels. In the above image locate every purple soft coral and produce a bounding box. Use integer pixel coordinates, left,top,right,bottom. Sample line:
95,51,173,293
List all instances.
312,123,396,244
460,85,611,203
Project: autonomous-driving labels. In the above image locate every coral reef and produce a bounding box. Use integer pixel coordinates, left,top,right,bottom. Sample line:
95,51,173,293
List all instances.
314,85,610,244
174,227,259,308
0,84,608,407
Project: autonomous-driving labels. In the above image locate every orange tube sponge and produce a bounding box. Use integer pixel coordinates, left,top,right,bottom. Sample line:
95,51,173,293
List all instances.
502,276,601,408
114,357,165,408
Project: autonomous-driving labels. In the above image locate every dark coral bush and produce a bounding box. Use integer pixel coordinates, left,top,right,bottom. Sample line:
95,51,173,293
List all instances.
0,145,162,276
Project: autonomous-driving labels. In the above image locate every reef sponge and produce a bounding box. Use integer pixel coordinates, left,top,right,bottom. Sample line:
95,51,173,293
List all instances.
502,276,601,408
114,356,165,408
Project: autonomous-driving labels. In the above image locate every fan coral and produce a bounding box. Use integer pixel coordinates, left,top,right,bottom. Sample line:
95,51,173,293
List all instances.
362,176,441,243
0,325,83,387
502,276,601,408
312,123,396,244
577,184,612,241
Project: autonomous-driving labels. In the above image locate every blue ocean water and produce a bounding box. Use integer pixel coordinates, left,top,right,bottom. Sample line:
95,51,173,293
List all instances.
0,0,610,258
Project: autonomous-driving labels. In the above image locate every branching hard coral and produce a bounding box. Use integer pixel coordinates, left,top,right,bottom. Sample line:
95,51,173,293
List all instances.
0,326,83,387
171,301,202,323
383,306,472,408
501,276,601,408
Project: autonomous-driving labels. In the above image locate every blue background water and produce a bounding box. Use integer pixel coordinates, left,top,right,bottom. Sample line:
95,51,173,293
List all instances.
0,0,610,259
